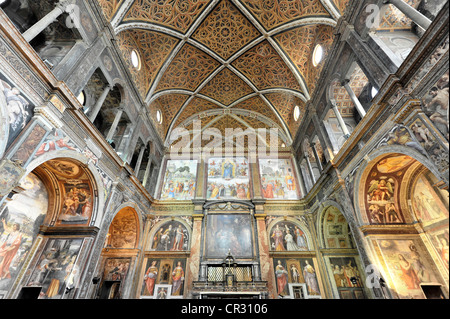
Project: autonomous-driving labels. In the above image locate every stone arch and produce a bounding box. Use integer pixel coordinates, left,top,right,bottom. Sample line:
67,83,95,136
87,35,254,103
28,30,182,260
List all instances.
147,217,192,252
317,203,356,249
25,150,107,228
104,205,141,250
353,144,443,226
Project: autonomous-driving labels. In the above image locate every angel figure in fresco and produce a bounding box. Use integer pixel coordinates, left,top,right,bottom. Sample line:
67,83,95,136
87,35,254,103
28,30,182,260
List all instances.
171,261,185,296
275,260,288,295
143,260,158,295
271,224,286,251
368,178,394,202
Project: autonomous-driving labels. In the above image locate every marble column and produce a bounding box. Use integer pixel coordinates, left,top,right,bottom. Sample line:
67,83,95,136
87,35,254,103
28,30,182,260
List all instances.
312,143,323,172
89,85,112,122
22,0,71,42
304,153,316,184
342,80,366,119
142,160,153,188
385,0,432,30
254,212,276,299
106,108,124,142
186,209,204,297
331,102,350,138
134,145,147,176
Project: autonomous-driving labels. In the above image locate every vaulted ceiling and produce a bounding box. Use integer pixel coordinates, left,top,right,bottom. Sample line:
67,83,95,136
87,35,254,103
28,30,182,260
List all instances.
96,0,347,147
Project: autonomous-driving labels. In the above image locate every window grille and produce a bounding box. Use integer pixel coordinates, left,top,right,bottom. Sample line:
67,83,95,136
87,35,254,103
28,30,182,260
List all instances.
207,266,253,282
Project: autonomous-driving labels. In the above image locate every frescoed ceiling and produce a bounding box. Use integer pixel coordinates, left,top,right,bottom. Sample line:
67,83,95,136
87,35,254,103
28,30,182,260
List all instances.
96,0,341,147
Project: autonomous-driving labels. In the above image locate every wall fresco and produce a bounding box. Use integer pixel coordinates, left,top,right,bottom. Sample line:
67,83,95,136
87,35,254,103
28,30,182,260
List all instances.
269,221,308,251
160,160,197,200
206,157,250,200
0,172,48,297
150,220,189,251
0,74,34,150
273,258,321,298
259,158,299,200
141,258,186,298
26,238,83,299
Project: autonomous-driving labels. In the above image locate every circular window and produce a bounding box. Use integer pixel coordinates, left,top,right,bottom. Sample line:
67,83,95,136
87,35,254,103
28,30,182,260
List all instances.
77,90,85,106
371,86,379,98
156,110,163,124
131,50,140,69
312,44,324,67
293,105,300,121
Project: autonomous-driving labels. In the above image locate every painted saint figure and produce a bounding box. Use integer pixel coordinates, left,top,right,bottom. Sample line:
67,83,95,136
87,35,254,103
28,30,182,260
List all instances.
303,260,320,295
144,261,158,296
271,224,285,251
171,262,185,296
275,260,288,295
0,219,22,279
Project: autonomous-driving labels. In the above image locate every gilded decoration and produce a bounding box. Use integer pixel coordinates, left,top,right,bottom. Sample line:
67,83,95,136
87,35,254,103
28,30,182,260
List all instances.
172,97,219,129
149,93,190,138
155,43,221,93
274,24,334,93
191,0,261,60
116,29,180,99
232,40,302,92
240,0,330,31
264,92,303,130
232,96,284,129
123,0,211,34
199,68,253,106
97,0,123,21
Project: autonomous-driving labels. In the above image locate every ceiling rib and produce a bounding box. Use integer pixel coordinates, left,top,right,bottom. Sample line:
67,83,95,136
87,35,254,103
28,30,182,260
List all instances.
111,0,337,147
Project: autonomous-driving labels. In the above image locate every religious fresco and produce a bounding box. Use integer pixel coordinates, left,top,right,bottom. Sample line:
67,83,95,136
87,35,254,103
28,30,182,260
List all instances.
99,258,131,299
273,258,321,298
149,221,189,252
206,157,250,200
58,180,93,225
205,214,253,258
375,239,439,299
34,128,80,158
365,154,416,224
105,208,138,249
0,172,48,296
0,74,34,150
328,257,365,299
322,206,355,249
141,258,186,298
421,70,448,140
160,160,197,200
25,238,83,299
411,169,449,225
269,221,308,251
258,158,299,200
